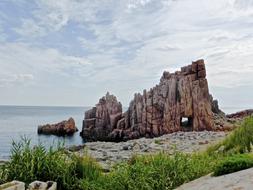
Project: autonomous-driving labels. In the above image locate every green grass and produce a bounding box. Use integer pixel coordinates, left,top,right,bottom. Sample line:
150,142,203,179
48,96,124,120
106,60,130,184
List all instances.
0,139,220,190
1,117,253,190
213,154,253,176
0,137,101,190
102,152,220,190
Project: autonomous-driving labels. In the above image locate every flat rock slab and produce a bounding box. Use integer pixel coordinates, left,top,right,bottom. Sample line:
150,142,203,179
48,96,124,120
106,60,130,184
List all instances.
176,168,253,190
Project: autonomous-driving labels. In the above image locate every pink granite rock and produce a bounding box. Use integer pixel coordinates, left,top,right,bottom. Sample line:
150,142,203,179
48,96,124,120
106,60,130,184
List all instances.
81,59,215,141
38,117,78,136
81,92,123,141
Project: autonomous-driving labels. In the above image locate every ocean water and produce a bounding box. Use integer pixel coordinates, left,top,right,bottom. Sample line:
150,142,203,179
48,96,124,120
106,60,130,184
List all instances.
0,106,89,160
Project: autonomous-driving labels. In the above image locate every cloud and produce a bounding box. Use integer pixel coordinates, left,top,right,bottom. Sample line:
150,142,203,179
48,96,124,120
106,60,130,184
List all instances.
0,42,92,84
15,19,46,38
156,44,181,51
1,0,253,106
0,74,34,87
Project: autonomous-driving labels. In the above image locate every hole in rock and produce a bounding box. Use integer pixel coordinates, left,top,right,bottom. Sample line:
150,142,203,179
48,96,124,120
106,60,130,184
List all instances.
180,117,193,131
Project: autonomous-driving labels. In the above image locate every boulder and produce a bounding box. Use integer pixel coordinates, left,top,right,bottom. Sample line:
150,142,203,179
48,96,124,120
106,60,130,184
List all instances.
38,117,78,136
0,181,25,190
28,181,57,190
81,59,215,142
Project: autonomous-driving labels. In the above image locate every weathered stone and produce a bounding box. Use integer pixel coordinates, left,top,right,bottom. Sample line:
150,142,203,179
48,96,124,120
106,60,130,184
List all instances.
0,181,25,190
28,181,57,190
81,59,215,141
176,168,253,190
38,118,77,136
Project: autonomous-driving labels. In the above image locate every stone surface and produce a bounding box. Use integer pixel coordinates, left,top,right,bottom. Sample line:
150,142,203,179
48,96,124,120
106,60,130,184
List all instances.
77,131,227,170
38,117,78,136
176,168,253,190
81,59,215,141
28,181,57,190
0,181,25,190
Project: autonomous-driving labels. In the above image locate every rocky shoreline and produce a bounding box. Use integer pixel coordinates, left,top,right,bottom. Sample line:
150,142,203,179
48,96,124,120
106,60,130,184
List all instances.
76,131,228,171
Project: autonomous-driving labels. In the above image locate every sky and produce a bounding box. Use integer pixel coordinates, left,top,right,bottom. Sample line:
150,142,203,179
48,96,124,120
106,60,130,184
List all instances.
0,0,253,109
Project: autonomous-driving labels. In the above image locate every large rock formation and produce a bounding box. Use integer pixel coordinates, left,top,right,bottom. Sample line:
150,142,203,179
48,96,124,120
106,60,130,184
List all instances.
81,59,215,141
38,117,78,136
81,92,123,141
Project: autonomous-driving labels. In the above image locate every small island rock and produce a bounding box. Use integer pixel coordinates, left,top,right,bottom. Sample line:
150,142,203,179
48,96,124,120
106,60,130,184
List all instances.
38,117,78,136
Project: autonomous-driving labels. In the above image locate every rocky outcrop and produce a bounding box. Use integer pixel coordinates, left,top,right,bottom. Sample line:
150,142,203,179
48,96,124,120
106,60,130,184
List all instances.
81,92,123,141
81,59,215,141
38,117,78,136
227,109,253,119
210,95,224,115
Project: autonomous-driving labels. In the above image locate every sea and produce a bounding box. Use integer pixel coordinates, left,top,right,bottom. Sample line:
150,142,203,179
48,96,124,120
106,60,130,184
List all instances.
0,105,89,160
0,105,250,160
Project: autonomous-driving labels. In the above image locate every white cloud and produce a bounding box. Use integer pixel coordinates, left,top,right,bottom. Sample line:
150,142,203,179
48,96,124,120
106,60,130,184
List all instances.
0,42,92,84
0,74,34,87
2,0,253,106
15,19,46,38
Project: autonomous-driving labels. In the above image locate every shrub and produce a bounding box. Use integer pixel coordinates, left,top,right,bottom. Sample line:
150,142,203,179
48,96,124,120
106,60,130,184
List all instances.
213,154,253,176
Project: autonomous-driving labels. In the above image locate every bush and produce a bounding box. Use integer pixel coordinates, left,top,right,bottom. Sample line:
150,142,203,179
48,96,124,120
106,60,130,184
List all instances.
213,154,253,176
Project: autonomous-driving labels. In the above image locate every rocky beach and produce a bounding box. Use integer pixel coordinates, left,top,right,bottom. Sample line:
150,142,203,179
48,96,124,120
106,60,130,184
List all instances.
76,131,227,170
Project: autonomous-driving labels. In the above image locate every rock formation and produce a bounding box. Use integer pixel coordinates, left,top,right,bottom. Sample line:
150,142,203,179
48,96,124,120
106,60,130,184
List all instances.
210,95,224,115
81,59,215,141
81,92,123,141
227,109,253,119
38,117,78,136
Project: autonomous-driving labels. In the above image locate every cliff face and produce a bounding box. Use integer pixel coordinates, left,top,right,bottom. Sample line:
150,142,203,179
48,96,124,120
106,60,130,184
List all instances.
81,59,214,141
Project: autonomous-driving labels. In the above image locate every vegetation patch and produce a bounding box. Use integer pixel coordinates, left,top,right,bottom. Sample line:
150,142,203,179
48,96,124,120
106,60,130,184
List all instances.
207,117,253,154
0,137,101,190
213,154,253,176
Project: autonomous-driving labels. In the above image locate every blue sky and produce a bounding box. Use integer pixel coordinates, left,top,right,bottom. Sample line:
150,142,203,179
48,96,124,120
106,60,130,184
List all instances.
0,0,253,109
